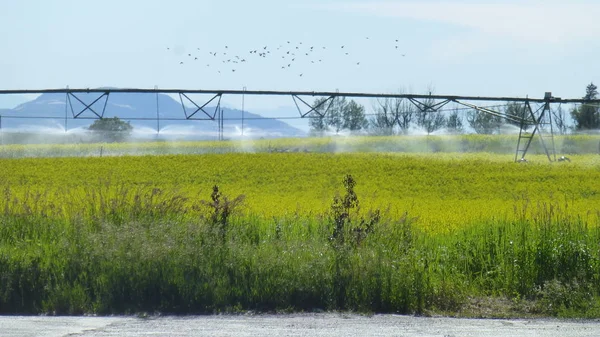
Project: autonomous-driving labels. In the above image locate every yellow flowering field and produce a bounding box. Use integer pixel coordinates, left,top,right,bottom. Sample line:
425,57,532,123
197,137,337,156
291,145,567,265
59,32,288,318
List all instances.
1,151,599,232
3,141,600,316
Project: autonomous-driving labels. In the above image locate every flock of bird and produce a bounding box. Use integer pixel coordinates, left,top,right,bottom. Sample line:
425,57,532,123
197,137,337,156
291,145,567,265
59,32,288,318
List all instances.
166,38,406,77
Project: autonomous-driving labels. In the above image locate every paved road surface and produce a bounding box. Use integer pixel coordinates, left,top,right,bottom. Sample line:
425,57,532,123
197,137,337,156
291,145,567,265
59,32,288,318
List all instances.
2,314,600,337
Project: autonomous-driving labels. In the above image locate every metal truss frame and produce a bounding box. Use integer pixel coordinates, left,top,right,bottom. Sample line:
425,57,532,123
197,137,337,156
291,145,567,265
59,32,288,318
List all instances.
179,92,222,120
408,98,452,112
67,91,110,118
292,95,335,117
1,88,599,162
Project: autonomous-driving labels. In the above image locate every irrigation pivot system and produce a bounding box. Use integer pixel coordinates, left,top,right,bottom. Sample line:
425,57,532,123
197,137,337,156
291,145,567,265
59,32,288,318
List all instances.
0,88,599,162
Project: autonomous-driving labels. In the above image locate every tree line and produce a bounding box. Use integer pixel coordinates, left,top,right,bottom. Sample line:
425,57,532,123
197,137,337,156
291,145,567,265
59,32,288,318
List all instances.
309,83,600,135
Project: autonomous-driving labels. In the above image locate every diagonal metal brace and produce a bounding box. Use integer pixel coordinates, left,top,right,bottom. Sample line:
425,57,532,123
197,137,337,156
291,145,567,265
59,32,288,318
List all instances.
67,92,110,118
179,92,222,120
408,98,451,112
454,100,530,125
292,95,335,118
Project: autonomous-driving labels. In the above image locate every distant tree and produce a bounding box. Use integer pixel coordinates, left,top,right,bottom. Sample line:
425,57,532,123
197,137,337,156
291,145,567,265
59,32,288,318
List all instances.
570,82,599,130
420,109,446,134
308,110,328,133
309,97,368,134
88,117,133,142
552,104,570,135
445,108,464,134
342,100,369,131
466,109,503,134
504,102,530,129
370,98,397,135
326,97,345,133
396,99,416,133
414,89,446,134
369,96,416,135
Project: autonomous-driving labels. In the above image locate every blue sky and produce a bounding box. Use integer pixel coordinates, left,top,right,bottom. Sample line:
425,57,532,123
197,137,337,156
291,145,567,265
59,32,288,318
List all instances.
1,0,599,113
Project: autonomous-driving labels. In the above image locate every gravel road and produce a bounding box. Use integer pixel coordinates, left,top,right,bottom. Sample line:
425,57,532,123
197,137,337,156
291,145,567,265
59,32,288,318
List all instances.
2,314,600,337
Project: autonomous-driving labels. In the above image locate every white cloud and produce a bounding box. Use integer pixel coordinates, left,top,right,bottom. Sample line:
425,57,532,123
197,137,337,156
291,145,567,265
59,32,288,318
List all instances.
318,1,600,44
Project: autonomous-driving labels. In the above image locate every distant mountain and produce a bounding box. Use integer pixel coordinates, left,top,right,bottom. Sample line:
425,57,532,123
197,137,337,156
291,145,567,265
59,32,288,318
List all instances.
0,91,306,139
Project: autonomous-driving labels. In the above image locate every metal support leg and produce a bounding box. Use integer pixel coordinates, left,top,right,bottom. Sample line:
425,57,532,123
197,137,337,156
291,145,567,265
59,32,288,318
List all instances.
515,101,555,162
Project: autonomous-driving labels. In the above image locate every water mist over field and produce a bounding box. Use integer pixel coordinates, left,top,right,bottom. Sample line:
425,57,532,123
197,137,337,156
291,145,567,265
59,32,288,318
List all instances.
1,122,599,158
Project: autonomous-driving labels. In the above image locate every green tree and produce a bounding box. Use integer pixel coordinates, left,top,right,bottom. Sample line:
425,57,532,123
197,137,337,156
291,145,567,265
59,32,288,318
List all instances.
308,110,327,132
88,117,133,142
309,97,368,134
326,97,345,133
445,108,464,134
571,82,599,130
342,100,369,131
504,102,530,129
466,109,503,134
